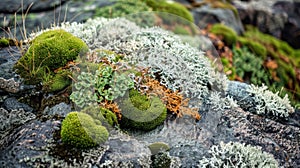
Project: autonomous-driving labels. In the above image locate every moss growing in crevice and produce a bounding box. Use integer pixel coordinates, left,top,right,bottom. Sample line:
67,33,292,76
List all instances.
209,23,237,46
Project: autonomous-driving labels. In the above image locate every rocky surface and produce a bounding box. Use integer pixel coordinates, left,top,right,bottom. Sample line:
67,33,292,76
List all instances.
0,1,299,167
232,0,300,49
192,5,244,35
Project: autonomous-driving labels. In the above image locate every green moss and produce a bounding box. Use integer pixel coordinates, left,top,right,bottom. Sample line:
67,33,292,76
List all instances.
80,106,118,127
237,37,267,59
0,38,9,47
233,46,270,86
61,112,109,149
100,107,118,126
209,24,237,46
94,0,154,27
151,152,172,168
173,25,191,35
207,0,239,18
119,89,167,131
14,29,88,84
142,0,194,23
43,70,72,93
148,142,170,155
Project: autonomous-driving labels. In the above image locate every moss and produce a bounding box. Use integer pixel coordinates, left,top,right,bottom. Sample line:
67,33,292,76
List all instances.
14,29,88,84
151,152,172,168
173,25,191,35
42,70,72,93
94,0,154,27
142,0,194,23
80,106,118,127
0,38,9,47
237,37,267,59
205,0,239,18
119,89,167,131
60,112,109,149
209,24,237,46
148,142,170,155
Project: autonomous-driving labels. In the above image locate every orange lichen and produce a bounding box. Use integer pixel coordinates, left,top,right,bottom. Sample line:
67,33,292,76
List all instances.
143,77,200,120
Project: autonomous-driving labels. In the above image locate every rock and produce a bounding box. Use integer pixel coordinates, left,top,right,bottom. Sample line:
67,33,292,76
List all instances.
100,130,152,167
0,46,21,79
222,108,300,167
0,107,35,134
0,77,20,93
3,97,33,112
192,5,244,34
42,102,71,117
226,81,257,113
232,0,300,49
0,0,113,40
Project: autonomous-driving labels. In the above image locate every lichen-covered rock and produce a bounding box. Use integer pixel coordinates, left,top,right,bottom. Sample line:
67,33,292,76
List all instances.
198,141,279,167
42,102,72,117
100,130,152,167
0,108,35,135
0,77,20,93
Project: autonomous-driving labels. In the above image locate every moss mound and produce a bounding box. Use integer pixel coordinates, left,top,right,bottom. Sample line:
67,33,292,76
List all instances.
142,0,194,22
61,112,109,149
14,29,88,84
119,89,167,131
209,24,237,46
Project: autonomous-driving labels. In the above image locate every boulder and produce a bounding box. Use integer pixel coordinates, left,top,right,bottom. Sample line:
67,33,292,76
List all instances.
233,0,300,49
192,5,244,34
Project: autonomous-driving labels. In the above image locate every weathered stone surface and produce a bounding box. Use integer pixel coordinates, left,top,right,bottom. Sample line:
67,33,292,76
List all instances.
222,108,300,167
42,102,72,117
3,97,33,112
192,5,244,34
233,0,300,48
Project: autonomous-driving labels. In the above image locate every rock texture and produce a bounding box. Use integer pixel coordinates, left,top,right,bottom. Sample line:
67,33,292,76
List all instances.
233,0,300,49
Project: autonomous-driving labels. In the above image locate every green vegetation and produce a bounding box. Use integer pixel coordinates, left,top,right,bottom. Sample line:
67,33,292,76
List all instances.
0,38,9,47
94,0,154,27
141,0,194,22
199,141,278,167
61,112,109,149
81,106,118,127
209,23,237,46
119,89,167,131
148,142,170,155
70,65,135,108
42,70,72,93
233,46,270,86
173,25,191,35
14,29,88,84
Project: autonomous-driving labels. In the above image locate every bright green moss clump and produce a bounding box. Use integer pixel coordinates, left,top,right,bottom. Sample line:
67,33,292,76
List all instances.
61,112,109,149
0,38,9,47
119,89,167,131
209,24,238,46
14,29,88,84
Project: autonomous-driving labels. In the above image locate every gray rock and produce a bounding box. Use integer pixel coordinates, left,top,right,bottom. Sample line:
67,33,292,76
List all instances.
101,130,152,167
233,0,300,48
42,102,72,117
3,97,33,113
192,5,244,34
226,81,256,113
0,46,21,80
0,77,20,93
0,0,67,13
0,0,112,40
0,107,35,134
222,108,300,167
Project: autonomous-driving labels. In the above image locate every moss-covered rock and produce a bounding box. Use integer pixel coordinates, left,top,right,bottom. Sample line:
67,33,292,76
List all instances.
119,89,167,131
237,37,267,59
142,0,194,23
80,106,118,127
60,112,109,149
148,142,170,155
14,29,88,84
209,24,237,46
